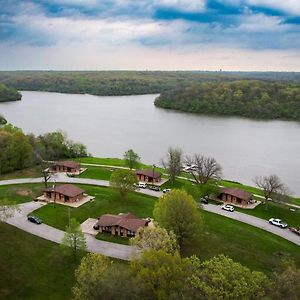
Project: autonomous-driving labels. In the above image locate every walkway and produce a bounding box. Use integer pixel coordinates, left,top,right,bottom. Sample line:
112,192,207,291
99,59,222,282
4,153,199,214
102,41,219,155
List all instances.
6,202,135,260
1,175,300,256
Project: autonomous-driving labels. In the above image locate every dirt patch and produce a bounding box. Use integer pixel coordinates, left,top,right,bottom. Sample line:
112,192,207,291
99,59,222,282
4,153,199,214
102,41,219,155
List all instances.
16,189,32,196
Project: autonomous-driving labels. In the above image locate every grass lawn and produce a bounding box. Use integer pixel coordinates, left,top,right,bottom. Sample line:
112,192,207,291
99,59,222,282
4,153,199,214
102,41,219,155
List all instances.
0,165,42,180
185,211,300,274
77,166,113,180
96,232,130,245
33,185,156,231
0,183,44,204
0,222,82,300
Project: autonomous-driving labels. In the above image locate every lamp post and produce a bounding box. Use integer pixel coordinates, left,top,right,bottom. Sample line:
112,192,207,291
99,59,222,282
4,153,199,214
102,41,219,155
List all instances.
152,164,156,187
53,179,56,208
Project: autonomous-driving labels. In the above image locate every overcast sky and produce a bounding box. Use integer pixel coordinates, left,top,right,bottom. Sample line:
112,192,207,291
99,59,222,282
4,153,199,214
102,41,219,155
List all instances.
1,0,300,71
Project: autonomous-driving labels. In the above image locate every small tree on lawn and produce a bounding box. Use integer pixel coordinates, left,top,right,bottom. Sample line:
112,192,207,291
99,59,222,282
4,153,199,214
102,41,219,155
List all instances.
61,218,86,261
41,161,52,188
109,169,138,200
153,189,203,250
162,147,183,184
254,174,288,209
185,154,222,185
124,149,140,170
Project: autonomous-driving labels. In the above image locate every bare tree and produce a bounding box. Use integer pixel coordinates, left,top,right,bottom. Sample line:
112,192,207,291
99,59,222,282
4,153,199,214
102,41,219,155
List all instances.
254,174,289,209
41,161,52,188
185,154,222,184
162,147,183,184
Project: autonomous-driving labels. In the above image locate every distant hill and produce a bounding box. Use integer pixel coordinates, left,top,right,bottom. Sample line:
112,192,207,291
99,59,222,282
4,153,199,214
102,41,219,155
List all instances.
0,70,299,97
0,83,22,102
154,80,300,121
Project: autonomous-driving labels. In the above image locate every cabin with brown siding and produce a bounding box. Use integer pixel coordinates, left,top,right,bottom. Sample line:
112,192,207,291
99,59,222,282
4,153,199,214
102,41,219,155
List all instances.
44,184,84,203
96,213,149,237
136,169,161,183
219,187,252,206
50,161,80,173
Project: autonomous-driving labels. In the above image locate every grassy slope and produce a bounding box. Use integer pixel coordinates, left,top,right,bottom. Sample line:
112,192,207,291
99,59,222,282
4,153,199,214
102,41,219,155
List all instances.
0,166,41,180
33,185,156,230
0,222,81,300
0,183,44,204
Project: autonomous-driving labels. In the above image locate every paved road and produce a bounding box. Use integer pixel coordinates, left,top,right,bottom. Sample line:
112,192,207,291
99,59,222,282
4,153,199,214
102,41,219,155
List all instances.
203,204,300,246
6,202,135,260
1,175,300,251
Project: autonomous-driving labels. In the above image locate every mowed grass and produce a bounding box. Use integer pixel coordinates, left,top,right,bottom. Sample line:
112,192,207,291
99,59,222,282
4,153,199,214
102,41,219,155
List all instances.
78,166,113,180
33,185,156,231
96,232,130,245
0,222,81,300
0,183,44,204
185,211,300,274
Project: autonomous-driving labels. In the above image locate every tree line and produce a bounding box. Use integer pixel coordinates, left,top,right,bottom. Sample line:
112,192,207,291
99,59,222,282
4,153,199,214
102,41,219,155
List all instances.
154,80,300,121
0,83,21,102
0,124,87,175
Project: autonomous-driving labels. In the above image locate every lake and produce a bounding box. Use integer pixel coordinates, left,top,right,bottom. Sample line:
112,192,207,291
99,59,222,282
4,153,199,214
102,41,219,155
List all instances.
1,91,300,196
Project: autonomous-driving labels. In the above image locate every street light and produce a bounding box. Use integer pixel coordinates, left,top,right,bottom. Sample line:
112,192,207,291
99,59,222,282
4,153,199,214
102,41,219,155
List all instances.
152,164,156,187
53,179,56,208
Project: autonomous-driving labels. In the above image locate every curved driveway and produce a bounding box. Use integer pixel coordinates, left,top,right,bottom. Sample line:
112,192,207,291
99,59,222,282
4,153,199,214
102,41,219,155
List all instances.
1,174,300,259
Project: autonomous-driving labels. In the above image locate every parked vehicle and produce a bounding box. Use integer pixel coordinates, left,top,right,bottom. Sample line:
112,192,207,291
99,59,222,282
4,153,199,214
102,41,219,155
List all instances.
221,204,234,212
148,185,160,191
27,216,43,224
289,227,300,236
268,218,288,228
201,197,209,204
162,188,171,193
136,182,147,189
93,223,100,230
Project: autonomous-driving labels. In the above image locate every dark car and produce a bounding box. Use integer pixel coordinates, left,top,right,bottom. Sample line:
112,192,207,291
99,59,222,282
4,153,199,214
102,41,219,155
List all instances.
93,223,100,230
148,185,160,191
201,197,209,204
27,215,43,224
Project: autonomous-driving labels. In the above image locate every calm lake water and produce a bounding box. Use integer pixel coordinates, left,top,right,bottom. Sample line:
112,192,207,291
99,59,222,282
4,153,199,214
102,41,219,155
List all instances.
1,91,300,196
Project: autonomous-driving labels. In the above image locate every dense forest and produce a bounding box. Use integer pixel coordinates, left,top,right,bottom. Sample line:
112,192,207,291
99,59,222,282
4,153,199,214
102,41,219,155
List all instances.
1,71,299,97
0,124,87,175
0,83,22,102
154,80,300,121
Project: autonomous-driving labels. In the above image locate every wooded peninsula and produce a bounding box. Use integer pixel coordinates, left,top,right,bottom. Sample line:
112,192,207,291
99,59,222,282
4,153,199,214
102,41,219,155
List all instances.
154,80,300,121
0,83,22,102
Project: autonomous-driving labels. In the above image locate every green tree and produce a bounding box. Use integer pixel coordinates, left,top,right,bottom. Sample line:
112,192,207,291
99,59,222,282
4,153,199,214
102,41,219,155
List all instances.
162,147,183,183
73,253,133,300
131,250,188,300
124,149,140,169
153,189,203,249
131,226,178,254
61,218,87,261
109,169,138,200
187,255,269,300
268,259,300,300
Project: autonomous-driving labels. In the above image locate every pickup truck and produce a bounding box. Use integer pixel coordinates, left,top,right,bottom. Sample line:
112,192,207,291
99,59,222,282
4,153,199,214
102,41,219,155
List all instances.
289,227,300,236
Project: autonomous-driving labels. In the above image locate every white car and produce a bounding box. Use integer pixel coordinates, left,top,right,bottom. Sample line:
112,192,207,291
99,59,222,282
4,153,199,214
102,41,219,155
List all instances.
135,182,147,189
221,204,235,212
162,188,171,193
268,218,288,228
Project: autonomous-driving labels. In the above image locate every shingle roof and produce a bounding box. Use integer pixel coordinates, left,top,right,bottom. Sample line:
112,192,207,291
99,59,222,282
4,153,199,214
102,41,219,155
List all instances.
220,187,252,201
98,213,148,232
136,169,161,179
52,161,80,169
44,184,84,197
